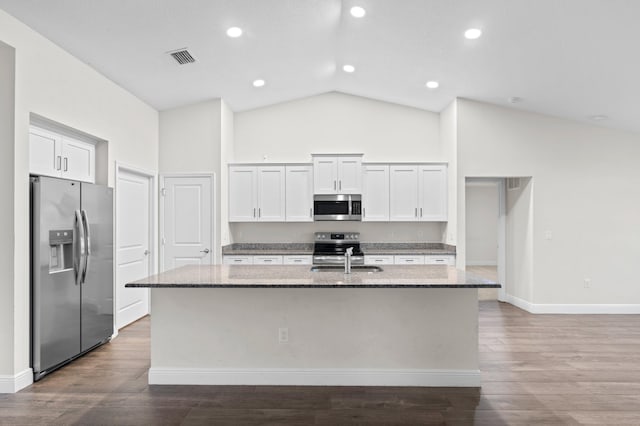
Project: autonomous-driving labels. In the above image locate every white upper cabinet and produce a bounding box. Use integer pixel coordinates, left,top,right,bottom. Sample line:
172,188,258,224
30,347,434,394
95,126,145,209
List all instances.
229,165,285,222
29,126,95,183
389,164,447,222
389,165,419,221
285,165,313,222
312,155,362,194
257,166,286,221
418,165,448,221
229,166,258,221
362,164,389,221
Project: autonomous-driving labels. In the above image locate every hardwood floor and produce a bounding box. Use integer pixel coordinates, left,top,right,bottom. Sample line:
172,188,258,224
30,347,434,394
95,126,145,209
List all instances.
3,302,640,425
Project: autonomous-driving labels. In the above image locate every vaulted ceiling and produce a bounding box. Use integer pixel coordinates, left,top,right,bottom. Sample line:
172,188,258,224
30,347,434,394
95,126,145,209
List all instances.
1,0,639,133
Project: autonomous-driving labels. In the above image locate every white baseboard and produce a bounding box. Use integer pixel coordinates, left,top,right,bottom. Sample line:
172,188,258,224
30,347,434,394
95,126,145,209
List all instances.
466,261,498,266
149,367,481,387
506,295,640,314
0,368,33,393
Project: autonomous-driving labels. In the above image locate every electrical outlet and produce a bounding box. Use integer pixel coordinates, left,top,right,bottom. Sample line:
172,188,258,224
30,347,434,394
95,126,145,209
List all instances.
584,278,591,288
278,327,289,343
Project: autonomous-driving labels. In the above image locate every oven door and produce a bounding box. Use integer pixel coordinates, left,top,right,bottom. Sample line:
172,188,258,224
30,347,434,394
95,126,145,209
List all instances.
314,195,351,221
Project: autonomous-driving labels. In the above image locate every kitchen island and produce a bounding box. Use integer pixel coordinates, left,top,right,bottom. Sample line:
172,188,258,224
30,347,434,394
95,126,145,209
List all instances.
126,264,499,387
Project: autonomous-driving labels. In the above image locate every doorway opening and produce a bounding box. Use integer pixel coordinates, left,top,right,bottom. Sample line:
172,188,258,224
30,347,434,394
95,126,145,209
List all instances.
465,178,506,301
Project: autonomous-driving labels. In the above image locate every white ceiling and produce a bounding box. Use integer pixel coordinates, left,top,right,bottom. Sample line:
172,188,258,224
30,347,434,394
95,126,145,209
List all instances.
1,0,639,133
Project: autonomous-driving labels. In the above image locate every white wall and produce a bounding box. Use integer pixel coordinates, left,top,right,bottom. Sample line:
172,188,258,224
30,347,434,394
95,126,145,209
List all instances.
465,181,499,265
232,92,445,243
0,9,159,386
235,91,441,162
0,41,15,377
220,100,234,246
159,99,225,261
456,98,640,305
440,101,457,247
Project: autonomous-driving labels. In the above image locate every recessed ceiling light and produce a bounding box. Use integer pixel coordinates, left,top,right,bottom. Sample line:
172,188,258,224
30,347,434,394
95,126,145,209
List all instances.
226,27,243,38
508,97,523,104
343,64,355,73
425,81,439,89
253,79,265,87
589,115,608,121
464,28,482,40
350,6,366,18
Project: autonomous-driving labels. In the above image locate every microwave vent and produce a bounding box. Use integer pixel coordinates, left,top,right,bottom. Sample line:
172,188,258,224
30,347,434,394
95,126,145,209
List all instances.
507,177,521,190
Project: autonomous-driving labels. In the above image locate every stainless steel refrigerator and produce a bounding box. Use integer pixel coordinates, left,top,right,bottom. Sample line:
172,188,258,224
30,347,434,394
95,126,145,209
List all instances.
30,175,114,381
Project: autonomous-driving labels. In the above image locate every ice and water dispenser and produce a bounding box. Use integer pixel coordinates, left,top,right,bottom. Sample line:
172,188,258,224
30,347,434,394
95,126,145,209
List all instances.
48,229,73,272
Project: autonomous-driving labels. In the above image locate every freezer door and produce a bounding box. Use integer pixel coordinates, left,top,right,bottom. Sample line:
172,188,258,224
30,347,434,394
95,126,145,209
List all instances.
31,176,81,375
80,182,114,352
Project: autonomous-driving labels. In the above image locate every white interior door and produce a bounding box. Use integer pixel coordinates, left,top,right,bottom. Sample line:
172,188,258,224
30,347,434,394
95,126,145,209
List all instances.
116,168,152,329
162,175,214,271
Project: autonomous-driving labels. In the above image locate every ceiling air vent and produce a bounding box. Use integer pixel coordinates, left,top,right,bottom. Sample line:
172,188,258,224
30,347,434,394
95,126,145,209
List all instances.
168,48,195,65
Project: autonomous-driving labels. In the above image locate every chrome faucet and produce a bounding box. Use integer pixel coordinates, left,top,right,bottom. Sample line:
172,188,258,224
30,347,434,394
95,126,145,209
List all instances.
344,247,353,274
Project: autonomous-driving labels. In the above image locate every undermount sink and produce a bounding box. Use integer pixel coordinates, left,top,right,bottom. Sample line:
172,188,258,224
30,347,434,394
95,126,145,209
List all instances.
310,265,384,273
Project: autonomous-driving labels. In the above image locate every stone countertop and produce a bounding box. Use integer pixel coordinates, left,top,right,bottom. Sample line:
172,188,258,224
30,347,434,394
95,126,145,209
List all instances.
222,243,456,257
125,265,499,289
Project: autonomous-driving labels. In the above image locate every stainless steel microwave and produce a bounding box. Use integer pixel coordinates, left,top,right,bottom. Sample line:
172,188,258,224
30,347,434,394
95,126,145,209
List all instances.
313,194,362,221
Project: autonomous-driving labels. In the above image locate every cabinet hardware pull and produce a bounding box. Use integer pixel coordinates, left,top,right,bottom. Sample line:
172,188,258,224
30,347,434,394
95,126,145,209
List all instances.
334,180,337,190
415,207,417,217
363,207,365,218
310,208,312,217
258,208,261,218
56,156,62,170
339,180,342,191
420,207,423,217
63,157,68,172
253,208,256,218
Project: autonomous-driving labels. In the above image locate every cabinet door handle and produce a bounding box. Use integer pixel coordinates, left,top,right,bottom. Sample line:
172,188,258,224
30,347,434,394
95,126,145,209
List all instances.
415,207,417,217
339,180,342,191
363,207,365,218
420,207,423,217
63,157,68,172
253,208,256,218
56,156,62,170
258,208,261,218
310,208,312,218
334,180,337,190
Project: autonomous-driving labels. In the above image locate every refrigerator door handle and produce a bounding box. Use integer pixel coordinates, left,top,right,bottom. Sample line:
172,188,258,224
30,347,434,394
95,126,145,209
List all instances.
81,210,91,284
74,210,86,286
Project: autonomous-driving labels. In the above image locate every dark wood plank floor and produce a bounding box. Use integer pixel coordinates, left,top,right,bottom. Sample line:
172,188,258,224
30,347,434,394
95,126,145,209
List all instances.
2,301,640,425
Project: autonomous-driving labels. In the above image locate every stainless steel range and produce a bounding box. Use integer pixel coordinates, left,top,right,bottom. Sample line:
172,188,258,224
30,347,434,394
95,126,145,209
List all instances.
312,232,364,265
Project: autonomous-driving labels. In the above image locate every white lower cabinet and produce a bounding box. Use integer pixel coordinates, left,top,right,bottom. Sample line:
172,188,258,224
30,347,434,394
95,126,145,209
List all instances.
253,255,284,265
364,255,395,265
223,256,253,265
394,255,426,265
424,255,455,265
283,255,313,265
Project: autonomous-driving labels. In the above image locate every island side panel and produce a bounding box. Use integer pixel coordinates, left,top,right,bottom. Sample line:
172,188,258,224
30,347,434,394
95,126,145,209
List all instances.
149,288,480,386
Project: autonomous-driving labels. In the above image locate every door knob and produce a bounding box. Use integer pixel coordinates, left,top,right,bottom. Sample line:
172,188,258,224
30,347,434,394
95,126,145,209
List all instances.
200,248,210,254
144,249,150,256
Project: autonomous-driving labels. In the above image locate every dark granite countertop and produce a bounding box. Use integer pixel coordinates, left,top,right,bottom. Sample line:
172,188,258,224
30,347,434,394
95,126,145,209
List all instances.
126,264,498,289
222,243,456,256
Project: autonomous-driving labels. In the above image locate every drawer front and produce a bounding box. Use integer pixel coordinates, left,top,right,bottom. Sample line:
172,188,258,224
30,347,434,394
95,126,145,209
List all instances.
223,256,254,265
283,255,313,265
253,255,284,265
424,255,455,266
394,255,425,265
364,255,395,265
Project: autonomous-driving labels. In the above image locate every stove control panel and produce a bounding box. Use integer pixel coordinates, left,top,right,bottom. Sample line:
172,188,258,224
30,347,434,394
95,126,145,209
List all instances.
314,232,360,242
